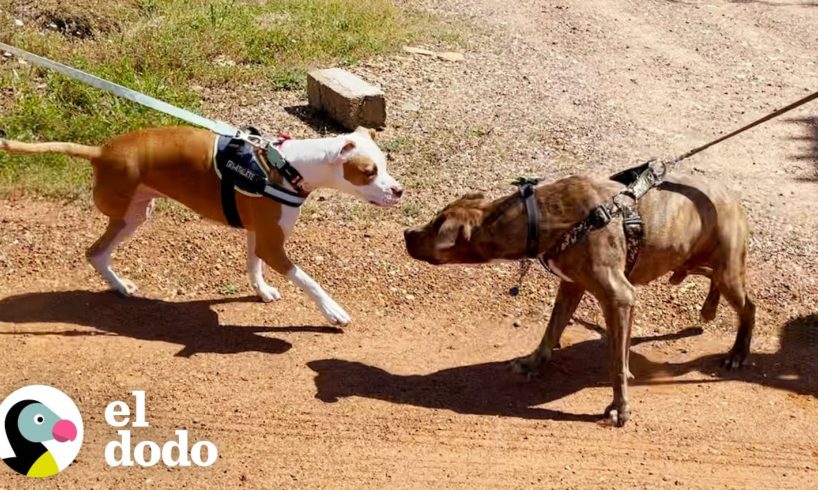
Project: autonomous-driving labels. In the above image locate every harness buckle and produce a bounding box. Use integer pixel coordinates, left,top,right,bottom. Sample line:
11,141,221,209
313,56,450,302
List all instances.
589,205,613,229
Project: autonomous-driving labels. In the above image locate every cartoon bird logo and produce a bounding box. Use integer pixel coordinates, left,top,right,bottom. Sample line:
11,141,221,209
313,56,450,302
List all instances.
0,386,82,478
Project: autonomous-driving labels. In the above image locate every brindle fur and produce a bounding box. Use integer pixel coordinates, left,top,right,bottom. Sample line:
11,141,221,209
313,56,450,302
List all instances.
404,173,754,427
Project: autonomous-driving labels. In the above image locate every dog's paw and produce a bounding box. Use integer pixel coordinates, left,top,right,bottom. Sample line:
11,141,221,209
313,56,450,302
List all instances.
602,401,631,428
509,353,542,379
722,349,747,370
254,284,282,303
320,300,351,326
113,279,139,298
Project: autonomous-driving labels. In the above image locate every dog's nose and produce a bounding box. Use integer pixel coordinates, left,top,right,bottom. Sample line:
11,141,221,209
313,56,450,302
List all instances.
391,185,404,198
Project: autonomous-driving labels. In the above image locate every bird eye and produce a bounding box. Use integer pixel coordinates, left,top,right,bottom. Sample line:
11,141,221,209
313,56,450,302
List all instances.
34,414,45,425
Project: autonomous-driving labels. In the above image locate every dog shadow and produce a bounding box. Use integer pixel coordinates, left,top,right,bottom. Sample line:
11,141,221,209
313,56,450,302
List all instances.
308,319,818,422
650,313,818,397
787,116,818,178
308,328,707,422
0,290,341,357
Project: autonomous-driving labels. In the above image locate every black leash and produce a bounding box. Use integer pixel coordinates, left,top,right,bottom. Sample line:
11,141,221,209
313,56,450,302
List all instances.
508,88,818,295
669,89,818,168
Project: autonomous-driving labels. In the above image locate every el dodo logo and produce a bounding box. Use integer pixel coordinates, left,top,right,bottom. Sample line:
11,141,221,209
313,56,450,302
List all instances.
0,385,82,478
105,391,218,468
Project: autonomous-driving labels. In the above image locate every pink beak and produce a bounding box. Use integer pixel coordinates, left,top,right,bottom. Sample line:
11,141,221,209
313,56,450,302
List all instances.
52,419,77,443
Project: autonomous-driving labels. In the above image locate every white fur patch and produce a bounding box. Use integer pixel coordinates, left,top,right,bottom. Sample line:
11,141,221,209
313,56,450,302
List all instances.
287,266,350,325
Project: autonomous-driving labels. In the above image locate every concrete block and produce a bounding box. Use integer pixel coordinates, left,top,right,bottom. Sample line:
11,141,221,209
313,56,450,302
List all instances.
307,68,386,130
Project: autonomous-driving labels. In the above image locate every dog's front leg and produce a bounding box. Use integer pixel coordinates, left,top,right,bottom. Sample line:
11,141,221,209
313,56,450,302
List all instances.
601,291,634,428
287,266,351,325
511,281,584,377
246,231,282,302
254,231,351,326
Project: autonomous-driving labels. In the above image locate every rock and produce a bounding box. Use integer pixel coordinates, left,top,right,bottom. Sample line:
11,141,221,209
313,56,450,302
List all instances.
14,19,23,27
403,46,436,56
307,68,386,130
437,52,465,62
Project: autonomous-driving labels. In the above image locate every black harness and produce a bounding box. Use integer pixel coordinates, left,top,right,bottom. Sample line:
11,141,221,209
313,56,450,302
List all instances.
516,162,661,279
213,127,309,228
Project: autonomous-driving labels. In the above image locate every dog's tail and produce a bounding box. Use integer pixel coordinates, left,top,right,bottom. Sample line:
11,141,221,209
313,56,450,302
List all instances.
0,138,102,160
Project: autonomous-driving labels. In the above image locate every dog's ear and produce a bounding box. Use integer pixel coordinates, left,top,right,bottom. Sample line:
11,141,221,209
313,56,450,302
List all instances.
355,126,378,140
339,139,357,160
436,218,472,250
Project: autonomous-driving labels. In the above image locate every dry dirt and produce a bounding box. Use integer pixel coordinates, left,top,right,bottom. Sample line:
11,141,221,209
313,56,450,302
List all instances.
2,0,818,488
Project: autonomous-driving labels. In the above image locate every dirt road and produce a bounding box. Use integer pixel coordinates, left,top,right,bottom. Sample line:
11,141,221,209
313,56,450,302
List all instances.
1,0,817,487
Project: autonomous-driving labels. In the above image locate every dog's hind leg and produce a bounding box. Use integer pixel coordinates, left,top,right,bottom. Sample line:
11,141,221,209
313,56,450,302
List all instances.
511,280,584,376
714,257,755,370
87,187,156,296
246,231,281,302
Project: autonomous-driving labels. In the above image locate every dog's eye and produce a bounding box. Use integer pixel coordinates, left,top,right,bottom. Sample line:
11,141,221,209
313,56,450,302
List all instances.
365,165,378,177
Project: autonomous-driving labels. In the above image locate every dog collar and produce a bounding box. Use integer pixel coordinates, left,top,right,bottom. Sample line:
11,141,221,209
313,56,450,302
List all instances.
263,144,311,199
512,177,542,259
232,127,311,201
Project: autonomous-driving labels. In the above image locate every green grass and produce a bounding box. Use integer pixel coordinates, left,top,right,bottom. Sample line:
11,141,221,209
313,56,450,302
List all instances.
0,0,450,197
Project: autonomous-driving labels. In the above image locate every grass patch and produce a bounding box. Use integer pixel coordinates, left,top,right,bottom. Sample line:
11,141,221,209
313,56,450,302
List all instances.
0,0,451,197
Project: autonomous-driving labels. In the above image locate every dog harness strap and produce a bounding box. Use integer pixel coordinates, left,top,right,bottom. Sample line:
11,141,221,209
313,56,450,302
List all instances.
219,138,246,228
214,134,308,210
622,204,643,274
264,145,310,198
220,173,244,228
538,162,659,278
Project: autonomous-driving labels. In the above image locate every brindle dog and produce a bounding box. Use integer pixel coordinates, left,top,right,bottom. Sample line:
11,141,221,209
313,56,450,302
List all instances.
403,173,754,427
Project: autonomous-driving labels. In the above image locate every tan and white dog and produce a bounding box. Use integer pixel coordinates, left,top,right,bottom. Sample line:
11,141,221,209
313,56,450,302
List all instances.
0,126,403,325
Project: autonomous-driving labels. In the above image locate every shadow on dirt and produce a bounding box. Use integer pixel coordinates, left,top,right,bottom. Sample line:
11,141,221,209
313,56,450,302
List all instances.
308,328,707,423
309,316,818,422
651,313,818,397
284,105,347,135
787,116,818,177
0,290,341,357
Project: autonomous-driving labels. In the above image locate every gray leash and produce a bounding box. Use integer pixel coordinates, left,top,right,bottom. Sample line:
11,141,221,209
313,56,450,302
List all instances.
0,42,239,137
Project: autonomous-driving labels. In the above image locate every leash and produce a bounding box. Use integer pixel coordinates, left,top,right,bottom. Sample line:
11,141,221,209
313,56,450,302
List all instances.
668,89,818,168
0,42,238,137
509,88,818,295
